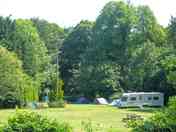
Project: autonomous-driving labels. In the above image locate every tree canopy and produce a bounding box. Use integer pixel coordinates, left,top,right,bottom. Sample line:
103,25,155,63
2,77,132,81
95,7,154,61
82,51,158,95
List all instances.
0,46,38,102
0,1,176,103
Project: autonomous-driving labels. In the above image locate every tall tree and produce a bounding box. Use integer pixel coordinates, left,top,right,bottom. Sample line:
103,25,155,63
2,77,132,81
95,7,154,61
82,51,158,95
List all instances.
94,1,135,65
0,46,38,103
31,18,65,55
73,63,122,99
126,5,167,91
60,20,94,94
10,19,50,77
167,16,176,48
129,6,166,47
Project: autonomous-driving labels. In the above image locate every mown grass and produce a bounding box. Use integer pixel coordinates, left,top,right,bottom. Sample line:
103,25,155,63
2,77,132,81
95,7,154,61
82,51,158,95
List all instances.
0,104,159,132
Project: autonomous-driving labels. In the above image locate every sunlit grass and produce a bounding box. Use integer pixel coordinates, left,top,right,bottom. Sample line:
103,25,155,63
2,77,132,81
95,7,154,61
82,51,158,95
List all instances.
0,104,158,132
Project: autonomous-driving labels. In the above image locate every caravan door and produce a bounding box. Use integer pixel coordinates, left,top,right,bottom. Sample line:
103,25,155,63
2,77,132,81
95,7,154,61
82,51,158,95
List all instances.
143,94,153,106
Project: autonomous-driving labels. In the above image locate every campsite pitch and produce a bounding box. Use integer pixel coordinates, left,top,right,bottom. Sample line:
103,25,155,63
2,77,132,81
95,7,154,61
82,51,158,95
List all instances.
0,104,158,132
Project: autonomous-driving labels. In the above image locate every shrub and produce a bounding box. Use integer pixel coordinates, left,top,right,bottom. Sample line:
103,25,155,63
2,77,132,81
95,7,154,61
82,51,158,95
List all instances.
36,102,49,109
0,96,3,108
48,100,66,108
128,96,176,132
81,120,94,132
81,120,117,132
122,114,143,128
2,111,72,132
81,120,104,132
2,92,20,108
168,96,176,110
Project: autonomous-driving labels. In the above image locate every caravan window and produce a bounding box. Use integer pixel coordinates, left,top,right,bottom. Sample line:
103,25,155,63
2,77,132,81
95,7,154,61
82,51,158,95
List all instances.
130,97,136,101
153,96,159,100
121,96,128,102
148,97,152,100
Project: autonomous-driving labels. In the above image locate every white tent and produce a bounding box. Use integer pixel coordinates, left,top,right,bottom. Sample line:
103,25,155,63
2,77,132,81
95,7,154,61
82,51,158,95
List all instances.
94,98,109,105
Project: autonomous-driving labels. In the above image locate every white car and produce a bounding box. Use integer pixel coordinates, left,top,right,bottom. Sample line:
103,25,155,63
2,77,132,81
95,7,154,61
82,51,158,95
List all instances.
109,99,120,106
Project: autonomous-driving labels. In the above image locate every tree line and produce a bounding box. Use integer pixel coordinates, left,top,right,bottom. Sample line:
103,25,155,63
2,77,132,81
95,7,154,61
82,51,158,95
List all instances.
60,1,176,102
0,1,176,104
0,17,64,106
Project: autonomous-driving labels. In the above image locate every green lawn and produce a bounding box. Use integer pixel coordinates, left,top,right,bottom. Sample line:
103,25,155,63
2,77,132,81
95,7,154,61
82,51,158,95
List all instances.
0,105,158,132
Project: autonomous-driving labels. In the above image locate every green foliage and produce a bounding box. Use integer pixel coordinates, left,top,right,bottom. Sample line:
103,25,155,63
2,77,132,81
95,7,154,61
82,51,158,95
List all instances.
161,53,176,86
48,100,65,108
127,41,165,91
109,92,123,100
1,111,73,132
131,6,166,46
122,114,144,128
59,1,171,100
129,96,176,132
74,63,122,99
31,18,65,55
81,120,94,132
39,64,64,102
0,16,15,42
168,16,176,48
11,19,50,77
2,92,20,108
168,96,176,110
70,1,135,98
81,120,118,132
60,20,94,95
1,0,176,106
0,46,38,104
94,1,135,65
48,71,64,102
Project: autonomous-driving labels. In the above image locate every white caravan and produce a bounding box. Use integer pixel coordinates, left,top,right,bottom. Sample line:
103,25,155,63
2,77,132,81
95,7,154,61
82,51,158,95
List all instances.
117,92,164,107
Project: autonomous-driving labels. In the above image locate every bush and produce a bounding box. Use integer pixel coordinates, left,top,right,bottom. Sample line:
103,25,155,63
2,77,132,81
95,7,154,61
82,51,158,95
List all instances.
36,102,49,109
0,96,3,108
81,120,104,132
81,120,94,132
2,111,72,132
48,100,66,108
168,96,176,110
81,120,117,132
128,96,176,132
2,92,20,108
122,114,143,128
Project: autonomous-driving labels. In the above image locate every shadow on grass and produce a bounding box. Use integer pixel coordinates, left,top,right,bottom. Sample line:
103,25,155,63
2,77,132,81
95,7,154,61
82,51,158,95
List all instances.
125,107,163,113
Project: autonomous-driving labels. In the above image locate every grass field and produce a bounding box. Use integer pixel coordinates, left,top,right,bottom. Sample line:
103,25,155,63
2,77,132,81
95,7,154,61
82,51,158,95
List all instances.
0,104,158,132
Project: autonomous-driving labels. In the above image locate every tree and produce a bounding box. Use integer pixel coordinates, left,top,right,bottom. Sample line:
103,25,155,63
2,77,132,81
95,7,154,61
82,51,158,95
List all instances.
73,63,122,99
127,41,167,91
125,5,166,92
31,18,65,55
0,16,15,41
94,1,135,65
129,6,166,47
90,1,137,91
60,20,94,94
0,46,38,103
40,64,64,102
160,53,176,100
168,16,176,48
9,19,50,77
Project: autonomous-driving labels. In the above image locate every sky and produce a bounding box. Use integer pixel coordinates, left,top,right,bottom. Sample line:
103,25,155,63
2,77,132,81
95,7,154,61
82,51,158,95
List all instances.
0,0,175,27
